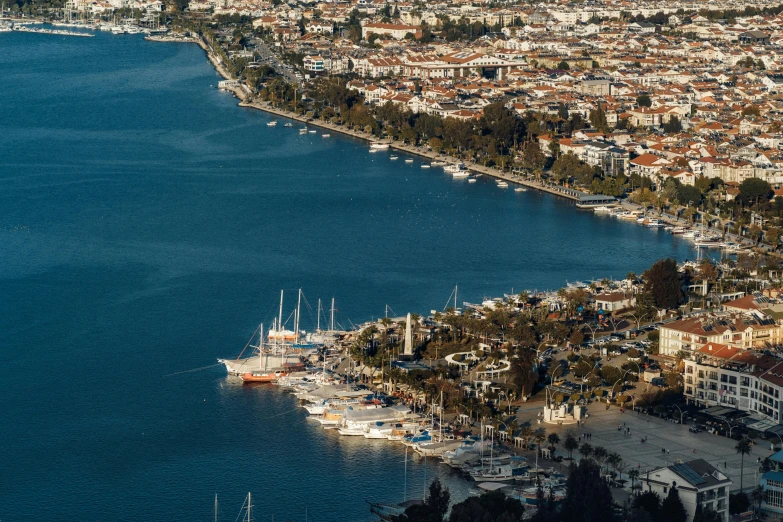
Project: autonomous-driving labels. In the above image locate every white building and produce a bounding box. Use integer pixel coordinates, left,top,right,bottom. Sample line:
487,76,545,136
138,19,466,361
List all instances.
684,343,783,424
644,459,731,522
658,312,783,356
594,292,635,312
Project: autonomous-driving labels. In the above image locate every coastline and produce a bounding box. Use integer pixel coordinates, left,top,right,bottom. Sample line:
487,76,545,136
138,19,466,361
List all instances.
183,35,769,253
188,35,586,202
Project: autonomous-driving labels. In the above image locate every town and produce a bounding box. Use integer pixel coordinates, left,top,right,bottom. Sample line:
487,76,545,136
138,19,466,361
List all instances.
9,0,783,519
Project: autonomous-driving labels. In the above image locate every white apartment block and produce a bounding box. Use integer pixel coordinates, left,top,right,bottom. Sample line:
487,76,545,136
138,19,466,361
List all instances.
683,343,783,424
658,313,782,357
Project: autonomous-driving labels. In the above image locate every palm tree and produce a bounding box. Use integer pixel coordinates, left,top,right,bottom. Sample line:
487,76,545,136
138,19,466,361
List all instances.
736,437,752,492
506,418,518,437
564,433,579,460
752,485,767,513
533,427,547,450
593,446,609,471
519,423,534,449
547,433,560,456
578,443,593,460
607,452,622,478
628,468,640,494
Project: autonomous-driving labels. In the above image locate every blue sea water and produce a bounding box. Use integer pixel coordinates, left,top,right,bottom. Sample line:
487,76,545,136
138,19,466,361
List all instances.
0,30,696,521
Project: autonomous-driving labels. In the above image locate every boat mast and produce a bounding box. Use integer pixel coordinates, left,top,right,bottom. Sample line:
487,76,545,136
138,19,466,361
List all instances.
259,324,264,371
214,493,218,522
295,288,301,341
403,445,408,502
439,390,443,443
246,492,252,522
330,297,335,332
317,299,321,332
278,290,284,347
454,284,458,310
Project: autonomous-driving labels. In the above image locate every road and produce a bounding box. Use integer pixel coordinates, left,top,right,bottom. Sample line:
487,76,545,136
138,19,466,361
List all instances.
249,37,300,85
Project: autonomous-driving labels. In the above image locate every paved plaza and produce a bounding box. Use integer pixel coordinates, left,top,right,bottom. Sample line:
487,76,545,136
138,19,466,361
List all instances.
515,400,770,492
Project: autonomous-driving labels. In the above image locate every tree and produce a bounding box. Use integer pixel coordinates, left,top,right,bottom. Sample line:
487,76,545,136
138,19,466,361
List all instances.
662,116,682,133
628,468,640,493
558,102,569,120
768,227,780,250
677,184,702,208
694,175,712,194
643,258,683,309
736,437,752,492
557,60,570,70
394,480,450,522
751,485,767,514
520,141,546,171
636,94,652,107
578,443,593,460
693,502,722,522
729,492,750,514
589,103,609,133
509,349,537,397
564,433,579,459
560,459,617,522
742,105,761,117
447,489,524,522
659,486,687,522
634,490,661,519
738,178,772,208
547,433,560,455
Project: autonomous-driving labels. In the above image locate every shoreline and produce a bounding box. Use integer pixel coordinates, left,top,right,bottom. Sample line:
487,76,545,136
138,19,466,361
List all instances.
186,35,587,203
180,35,770,254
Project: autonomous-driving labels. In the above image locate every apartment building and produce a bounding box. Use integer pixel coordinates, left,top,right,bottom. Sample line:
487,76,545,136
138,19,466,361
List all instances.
658,313,783,356
683,343,783,424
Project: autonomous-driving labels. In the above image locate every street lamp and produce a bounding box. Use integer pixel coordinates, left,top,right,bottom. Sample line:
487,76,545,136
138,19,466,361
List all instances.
672,404,684,424
720,419,735,438
580,360,602,393
536,341,549,361
583,323,598,345
612,369,634,401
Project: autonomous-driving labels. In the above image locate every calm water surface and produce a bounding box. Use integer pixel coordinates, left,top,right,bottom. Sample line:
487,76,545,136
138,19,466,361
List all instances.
0,30,696,521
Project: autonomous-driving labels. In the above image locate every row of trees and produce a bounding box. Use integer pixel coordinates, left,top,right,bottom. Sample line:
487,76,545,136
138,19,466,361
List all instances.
397,458,704,522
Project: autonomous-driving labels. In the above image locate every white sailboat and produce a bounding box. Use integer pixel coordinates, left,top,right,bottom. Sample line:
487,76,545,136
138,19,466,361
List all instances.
219,290,314,375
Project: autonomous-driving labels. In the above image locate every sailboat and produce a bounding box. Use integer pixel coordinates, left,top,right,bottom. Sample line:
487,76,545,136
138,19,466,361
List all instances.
241,324,289,383
218,290,314,376
238,493,252,522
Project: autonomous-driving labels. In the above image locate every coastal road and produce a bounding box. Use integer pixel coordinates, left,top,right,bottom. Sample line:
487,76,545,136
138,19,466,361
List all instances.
249,38,300,85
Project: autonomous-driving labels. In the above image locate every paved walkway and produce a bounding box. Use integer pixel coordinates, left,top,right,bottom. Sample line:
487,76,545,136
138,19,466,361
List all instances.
516,401,768,492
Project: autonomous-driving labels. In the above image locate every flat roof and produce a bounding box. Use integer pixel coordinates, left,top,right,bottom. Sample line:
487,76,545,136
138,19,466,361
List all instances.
577,195,617,202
